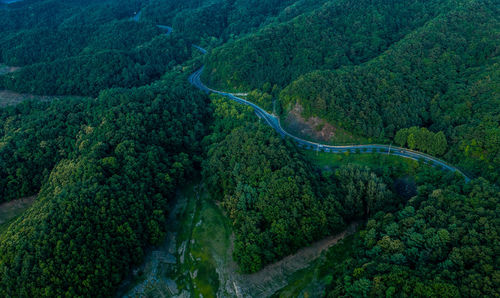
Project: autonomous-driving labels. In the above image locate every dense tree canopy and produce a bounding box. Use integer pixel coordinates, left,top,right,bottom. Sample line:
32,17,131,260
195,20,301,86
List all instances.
202,97,397,273
326,178,500,297
204,0,455,90
279,0,499,182
0,0,191,96
0,0,497,296
0,98,85,202
0,74,210,296
140,0,323,42
202,0,499,183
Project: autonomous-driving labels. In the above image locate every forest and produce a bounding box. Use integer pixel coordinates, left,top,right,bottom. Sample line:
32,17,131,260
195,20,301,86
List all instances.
0,73,210,296
203,97,408,272
0,0,190,96
204,0,458,90
0,0,498,296
326,177,499,297
204,0,499,184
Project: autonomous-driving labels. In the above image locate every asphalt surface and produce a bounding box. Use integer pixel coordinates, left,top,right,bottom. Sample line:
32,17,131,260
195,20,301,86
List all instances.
143,14,470,182
189,66,470,181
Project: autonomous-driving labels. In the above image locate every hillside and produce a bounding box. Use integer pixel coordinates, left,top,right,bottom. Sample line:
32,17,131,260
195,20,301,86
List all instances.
204,0,500,183
0,0,497,296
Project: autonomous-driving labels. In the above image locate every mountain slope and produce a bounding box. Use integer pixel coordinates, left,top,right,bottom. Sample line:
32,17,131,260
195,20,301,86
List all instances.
203,0,457,90
279,0,499,182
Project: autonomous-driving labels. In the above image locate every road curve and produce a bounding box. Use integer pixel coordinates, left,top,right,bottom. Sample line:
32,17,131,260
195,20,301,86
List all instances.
189,66,470,182
138,10,470,182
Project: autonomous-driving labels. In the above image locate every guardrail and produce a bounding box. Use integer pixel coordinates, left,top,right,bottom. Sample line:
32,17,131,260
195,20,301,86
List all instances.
186,46,471,183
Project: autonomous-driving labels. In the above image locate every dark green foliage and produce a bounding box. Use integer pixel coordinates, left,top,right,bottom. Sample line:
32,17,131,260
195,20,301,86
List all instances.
202,98,393,273
0,0,497,296
202,0,499,183
0,26,91,65
329,165,393,220
279,1,499,182
141,0,314,41
202,98,342,272
395,127,448,156
326,178,500,297
0,75,210,296
0,0,141,32
204,0,453,90
0,98,86,202
1,36,190,96
0,0,190,96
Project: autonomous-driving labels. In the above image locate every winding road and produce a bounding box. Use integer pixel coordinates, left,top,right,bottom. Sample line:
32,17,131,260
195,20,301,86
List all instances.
188,63,470,182
133,11,470,182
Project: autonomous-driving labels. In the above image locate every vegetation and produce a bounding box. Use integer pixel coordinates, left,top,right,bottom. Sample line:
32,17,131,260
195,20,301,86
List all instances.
395,126,448,156
280,0,500,183
204,0,499,183
140,0,327,43
0,0,191,96
0,98,86,202
0,0,497,296
0,74,210,296
204,0,456,90
176,183,232,297
326,178,500,297
202,97,398,273
0,196,35,234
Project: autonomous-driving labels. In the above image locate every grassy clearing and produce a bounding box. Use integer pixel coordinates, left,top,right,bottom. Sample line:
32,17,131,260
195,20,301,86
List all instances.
176,183,232,297
189,198,231,297
120,181,233,297
301,149,428,175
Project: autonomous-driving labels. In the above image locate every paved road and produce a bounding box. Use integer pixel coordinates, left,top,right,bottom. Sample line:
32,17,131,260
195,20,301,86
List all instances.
144,14,470,182
157,25,173,35
130,11,173,35
189,66,470,181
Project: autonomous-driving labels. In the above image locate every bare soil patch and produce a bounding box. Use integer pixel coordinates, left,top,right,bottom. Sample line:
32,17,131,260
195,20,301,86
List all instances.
285,103,337,142
0,65,20,75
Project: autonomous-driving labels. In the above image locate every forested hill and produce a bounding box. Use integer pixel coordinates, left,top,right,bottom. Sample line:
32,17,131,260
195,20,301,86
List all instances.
280,4,499,183
0,0,328,97
203,0,500,184
0,0,498,296
0,74,211,296
204,0,459,90
139,0,329,42
0,0,189,96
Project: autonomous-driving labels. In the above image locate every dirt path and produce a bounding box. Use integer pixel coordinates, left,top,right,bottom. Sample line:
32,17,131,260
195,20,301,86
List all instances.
0,65,20,75
0,89,62,107
0,196,36,225
216,222,359,297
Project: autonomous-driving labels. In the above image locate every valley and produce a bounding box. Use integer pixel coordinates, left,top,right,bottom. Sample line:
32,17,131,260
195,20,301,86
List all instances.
0,0,497,297
120,182,359,298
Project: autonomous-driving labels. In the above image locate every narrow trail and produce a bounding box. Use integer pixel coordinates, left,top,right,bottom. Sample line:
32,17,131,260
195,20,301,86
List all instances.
217,222,359,297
